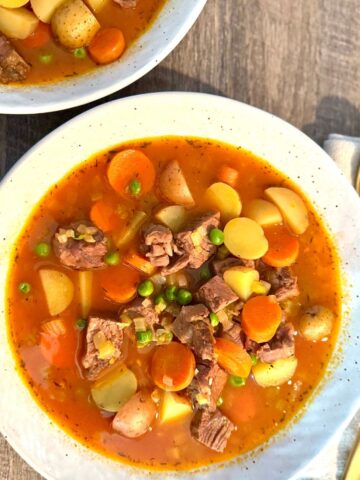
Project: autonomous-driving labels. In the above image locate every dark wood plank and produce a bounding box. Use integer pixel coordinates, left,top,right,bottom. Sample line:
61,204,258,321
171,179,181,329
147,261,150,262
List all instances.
1,0,360,478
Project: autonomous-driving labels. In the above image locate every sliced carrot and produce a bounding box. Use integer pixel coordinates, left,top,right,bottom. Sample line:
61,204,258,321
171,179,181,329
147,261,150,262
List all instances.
221,382,258,424
90,199,125,232
40,320,77,369
123,248,156,275
107,149,156,200
21,22,51,49
151,342,195,391
217,165,239,187
214,338,252,378
262,225,300,268
42,318,67,336
242,295,282,343
98,263,140,303
88,27,126,65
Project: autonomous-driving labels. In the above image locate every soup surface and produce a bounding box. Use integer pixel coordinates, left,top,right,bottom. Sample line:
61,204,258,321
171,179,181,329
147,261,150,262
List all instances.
7,137,341,470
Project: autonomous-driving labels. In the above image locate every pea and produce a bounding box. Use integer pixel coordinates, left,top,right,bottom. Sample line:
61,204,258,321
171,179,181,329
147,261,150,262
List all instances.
18,282,31,294
199,264,211,281
216,244,230,260
216,396,224,407
128,179,142,197
209,228,224,246
210,312,219,327
39,54,53,64
138,280,154,297
229,375,246,388
35,242,50,257
136,329,153,344
74,47,87,59
250,353,258,366
155,294,167,308
105,251,121,266
165,285,177,302
75,318,87,330
176,288,193,306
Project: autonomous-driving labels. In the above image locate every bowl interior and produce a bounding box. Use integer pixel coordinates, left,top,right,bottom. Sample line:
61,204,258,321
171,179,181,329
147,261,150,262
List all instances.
0,92,360,480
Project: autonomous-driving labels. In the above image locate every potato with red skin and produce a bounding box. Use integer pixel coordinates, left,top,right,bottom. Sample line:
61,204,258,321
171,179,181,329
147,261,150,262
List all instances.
112,391,156,438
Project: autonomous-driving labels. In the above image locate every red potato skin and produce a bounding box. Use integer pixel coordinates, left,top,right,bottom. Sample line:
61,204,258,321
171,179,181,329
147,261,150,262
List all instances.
158,160,195,206
112,391,157,438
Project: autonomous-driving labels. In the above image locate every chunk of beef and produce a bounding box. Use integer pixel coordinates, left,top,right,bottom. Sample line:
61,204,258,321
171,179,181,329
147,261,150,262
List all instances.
161,253,190,276
212,257,255,276
143,224,178,267
196,275,238,312
226,299,244,318
121,297,159,332
114,0,137,6
175,211,220,268
257,323,295,363
53,221,108,270
82,316,124,380
188,360,227,411
190,409,235,452
0,34,30,84
260,265,299,302
222,321,243,346
171,304,214,361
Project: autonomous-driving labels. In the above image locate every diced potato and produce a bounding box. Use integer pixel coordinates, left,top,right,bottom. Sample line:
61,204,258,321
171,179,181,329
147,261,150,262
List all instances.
51,0,100,49
112,391,156,438
299,305,334,341
224,217,268,260
245,199,282,227
265,187,309,235
91,365,137,412
253,357,298,387
39,269,74,316
223,266,259,301
252,280,271,295
0,7,38,39
0,0,29,7
204,182,242,223
160,391,192,424
84,0,108,12
114,211,147,247
30,0,66,23
79,270,92,317
158,160,195,206
154,205,187,232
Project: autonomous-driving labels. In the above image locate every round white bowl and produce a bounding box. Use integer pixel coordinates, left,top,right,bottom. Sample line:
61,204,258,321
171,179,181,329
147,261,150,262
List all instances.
0,0,207,114
0,92,360,480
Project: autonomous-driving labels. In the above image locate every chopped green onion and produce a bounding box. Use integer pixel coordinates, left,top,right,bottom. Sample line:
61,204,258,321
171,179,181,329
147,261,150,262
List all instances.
39,53,53,64
176,288,192,306
216,245,230,260
209,228,224,246
128,179,142,197
138,279,154,297
74,47,87,59
210,312,219,327
229,375,246,388
250,353,258,366
75,318,87,330
216,396,224,407
164,285,177,302
136,329,153,345
35,242,50,257
105,251,121,266
199,264,211,281
18,282,31,294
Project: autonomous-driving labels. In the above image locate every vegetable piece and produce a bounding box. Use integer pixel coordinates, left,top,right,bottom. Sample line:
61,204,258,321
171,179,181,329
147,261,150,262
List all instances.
223,266,260,301
75,318,87,330
242,295,282,343
210,312,219,327
216,244,230,260
217,164,239,187
137,280,154,297
299,305,335,341
0,7,38,39
84,0,108,12
221,382,257,424
88,27,125,65
209,228,224,246
204,182,242,223
151,342,195,391
51,0,100,49
229,375,246,387
160,391,192,424
251,280,271,295
30,0,67,23
114,211,147,248
128,179,141,197
35,241,50,257
112,391,156,438
18,281,31,294
164,285,177,302
136,329,153,345
214,338,252,378
90,199,125,232
74,47,87,58
262,225,300,267
99,263,140,303
158,160,194,206
107,150,155,199
105,251,121,266
21,22,51,48
42,318,66,336
224,217,268,260
252,356,298,387
79,270,92,317
123,249,156,275
0,0,29,6
176,288,192,305
39,269,74,316
40,318,77,368
91,365,137,412
39,53,52,64
154,205,187,232
245,198,282,227
265,187,309,235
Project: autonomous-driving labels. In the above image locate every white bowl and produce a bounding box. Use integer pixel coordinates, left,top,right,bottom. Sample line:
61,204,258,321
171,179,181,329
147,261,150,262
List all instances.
0,92,360,480
0,1,207,114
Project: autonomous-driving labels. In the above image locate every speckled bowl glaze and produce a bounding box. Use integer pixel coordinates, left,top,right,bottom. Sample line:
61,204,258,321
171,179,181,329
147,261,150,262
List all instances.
0,93,360,480
0,0,207,114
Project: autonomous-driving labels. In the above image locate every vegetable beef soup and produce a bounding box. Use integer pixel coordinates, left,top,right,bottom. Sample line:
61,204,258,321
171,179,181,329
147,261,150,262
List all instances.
0,0,164,85
7,137,341,470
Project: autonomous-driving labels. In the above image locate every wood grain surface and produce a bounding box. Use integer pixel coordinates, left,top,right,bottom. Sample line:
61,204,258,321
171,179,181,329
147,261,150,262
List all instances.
1,0,360,478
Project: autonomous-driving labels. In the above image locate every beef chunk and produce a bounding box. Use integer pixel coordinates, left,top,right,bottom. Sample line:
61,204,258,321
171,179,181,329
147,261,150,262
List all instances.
266,267,300,302
121,297,159,332
212,257,255,276
0,34,30,83
191,409,234,452
171,304,214,361
82,316,124,380
222,321,243,346
143,224,178,267
53,221,108,270
188,360,227,411
196,275,238,312
175,211,220,268
161,253,190,276
114,0,137,6
257,323,295,363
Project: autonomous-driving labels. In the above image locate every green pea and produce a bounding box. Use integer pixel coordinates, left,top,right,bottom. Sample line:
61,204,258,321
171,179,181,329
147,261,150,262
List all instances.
199,264,211,281
75,318,87,330
39,54,53,64
210,312,219,327
136,329,153,344
165,285,177,302
128,179,142,197
216,396,224,407
216,245,230,260
229,375,246,388
209,228,224,246
250,353,258,366
138,280,154,297
74,47,87,59
176,288,193,306
35,242,50,257
154,294,167,308
105,251,121,266
18,282,31,294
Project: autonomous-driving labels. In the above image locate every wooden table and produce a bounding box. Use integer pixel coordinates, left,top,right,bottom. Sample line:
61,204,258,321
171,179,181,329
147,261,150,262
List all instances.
1,0,360,478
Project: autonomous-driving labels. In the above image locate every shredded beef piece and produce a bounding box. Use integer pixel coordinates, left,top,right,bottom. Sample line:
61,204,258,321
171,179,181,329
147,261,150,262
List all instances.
259,264,300,302
196,275,238,312
143,224,178,267
113,0,137,7
121,297,159,332
257,323,295,363
82,316,124,380
191,409,235,452
222,321,243,346
0,34,30,84
161,253,190,276
171,304,214,361
53,221,108,270
188,360,227,411
212,257,255,276
226,299,244,318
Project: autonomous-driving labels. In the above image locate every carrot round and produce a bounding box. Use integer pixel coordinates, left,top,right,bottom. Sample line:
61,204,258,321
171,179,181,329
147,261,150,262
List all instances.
88,27,126,65
221,382,258,424
107,149,156,199
99,263,140,303
40,320,77,369
151,342,195,391
214,338,252,378
242,295,282,343
90,199,125,232
217,165,239,187
21,22,51,49
262,225,299,268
